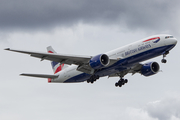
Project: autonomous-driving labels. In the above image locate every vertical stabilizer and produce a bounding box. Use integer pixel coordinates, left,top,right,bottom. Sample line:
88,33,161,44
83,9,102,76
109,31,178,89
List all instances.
47,46,69,74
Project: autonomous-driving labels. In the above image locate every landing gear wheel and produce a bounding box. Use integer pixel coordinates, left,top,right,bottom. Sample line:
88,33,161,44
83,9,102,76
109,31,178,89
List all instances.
87,75,100,84
119,83,122,87
115,78,128,88
115,82,119,87
162,51,169,63
124,79,128,83
161,59,167,63
87,79,90,83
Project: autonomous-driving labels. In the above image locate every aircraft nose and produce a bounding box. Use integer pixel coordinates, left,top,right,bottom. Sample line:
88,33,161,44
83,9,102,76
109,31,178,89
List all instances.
165,38,177,45
171,38,177,45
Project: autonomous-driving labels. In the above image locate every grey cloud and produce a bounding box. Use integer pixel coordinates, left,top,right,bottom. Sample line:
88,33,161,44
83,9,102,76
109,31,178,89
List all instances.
0,0,179,32
145,97,180,120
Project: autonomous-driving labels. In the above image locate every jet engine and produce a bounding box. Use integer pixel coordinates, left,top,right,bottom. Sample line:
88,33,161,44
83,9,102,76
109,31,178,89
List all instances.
89,54,110,69
141,62,160,76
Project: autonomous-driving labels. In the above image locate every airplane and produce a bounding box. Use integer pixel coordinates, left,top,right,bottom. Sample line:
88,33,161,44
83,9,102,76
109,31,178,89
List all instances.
5,34,177,87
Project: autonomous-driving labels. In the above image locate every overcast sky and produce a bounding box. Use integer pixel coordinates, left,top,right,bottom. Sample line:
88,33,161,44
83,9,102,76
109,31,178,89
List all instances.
1,0,180,120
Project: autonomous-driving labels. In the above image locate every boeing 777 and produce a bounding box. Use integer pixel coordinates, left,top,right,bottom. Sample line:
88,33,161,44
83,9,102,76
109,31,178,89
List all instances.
5,34,177,87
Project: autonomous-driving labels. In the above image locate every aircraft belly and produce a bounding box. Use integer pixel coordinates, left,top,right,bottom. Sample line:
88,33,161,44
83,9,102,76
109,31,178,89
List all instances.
64,73,91,83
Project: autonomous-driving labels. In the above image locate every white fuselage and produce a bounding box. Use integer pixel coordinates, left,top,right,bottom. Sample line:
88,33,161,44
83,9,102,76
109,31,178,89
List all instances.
51,34,177,83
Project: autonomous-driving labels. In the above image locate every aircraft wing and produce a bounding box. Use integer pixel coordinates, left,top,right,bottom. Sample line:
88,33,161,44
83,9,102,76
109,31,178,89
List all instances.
5,48,118,65
128,63,143,75
5,48,118,74
108,63,143,77
5,48,92,65
20,73,59,78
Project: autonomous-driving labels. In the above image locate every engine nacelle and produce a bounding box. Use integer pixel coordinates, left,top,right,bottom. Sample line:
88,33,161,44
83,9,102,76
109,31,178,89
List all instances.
89,54,109,69
141,62,160,76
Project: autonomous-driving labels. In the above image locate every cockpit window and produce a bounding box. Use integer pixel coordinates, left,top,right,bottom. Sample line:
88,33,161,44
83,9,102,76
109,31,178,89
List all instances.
165,36,173,39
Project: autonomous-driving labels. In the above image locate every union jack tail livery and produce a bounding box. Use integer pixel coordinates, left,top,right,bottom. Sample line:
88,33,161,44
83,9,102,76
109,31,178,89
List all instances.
47,46,69,74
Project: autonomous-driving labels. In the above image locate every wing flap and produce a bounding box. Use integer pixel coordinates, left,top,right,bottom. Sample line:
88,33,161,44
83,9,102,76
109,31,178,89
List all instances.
20,73,59,79
108,63,143,78
128,63,143,74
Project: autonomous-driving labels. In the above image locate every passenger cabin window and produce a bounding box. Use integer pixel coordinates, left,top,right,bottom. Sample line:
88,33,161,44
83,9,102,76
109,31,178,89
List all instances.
165,36,173,39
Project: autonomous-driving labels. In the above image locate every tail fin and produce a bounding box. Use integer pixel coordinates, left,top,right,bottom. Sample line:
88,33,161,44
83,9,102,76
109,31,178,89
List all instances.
47,46,69,74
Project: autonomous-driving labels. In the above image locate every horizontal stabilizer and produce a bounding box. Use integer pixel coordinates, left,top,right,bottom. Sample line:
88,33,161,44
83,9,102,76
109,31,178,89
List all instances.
20,73,59,79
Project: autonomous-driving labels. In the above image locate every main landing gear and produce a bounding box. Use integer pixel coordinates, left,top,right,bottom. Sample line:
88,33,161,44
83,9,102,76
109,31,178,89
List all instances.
87,75,99,84
115,78,128,87
161,51,169,63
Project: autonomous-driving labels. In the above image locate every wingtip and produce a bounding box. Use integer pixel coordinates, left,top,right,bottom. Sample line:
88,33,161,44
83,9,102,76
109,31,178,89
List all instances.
4,48,10,50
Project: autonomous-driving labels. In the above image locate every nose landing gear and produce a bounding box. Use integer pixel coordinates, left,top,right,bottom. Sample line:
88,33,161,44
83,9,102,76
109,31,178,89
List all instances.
161,59,167,63
161,51,169,63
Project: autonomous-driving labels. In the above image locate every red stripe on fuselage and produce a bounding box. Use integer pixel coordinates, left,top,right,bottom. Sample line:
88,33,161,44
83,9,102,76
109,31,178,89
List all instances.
143,37,160,42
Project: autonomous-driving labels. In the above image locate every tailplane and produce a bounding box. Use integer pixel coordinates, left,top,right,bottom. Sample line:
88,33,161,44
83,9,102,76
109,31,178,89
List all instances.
47,46,69,74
